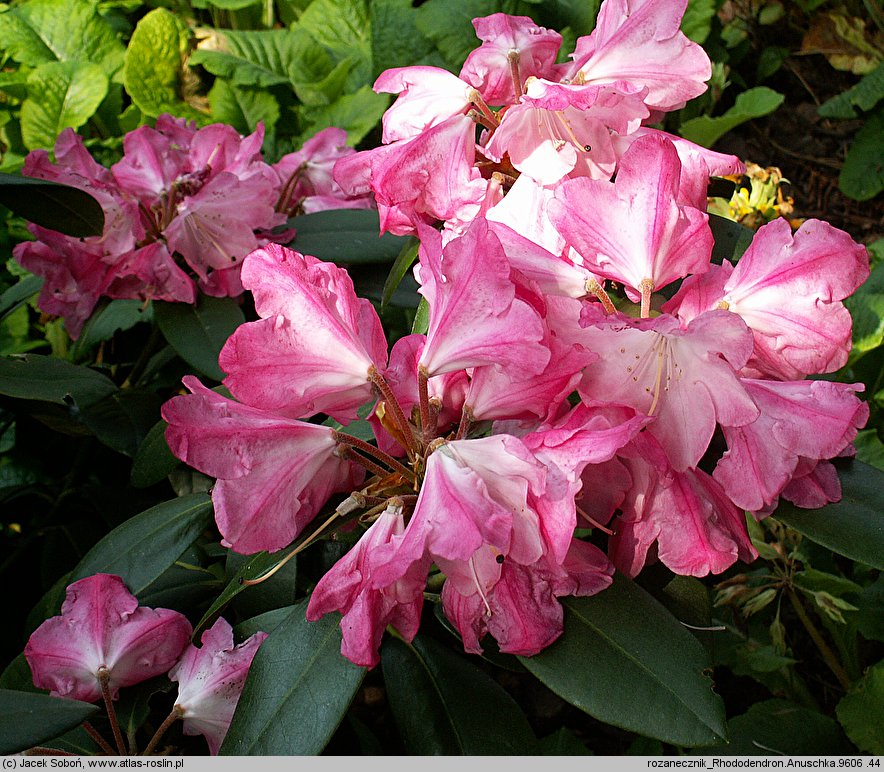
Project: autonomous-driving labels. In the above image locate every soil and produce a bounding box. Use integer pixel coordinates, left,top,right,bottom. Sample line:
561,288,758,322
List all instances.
714,44,883,249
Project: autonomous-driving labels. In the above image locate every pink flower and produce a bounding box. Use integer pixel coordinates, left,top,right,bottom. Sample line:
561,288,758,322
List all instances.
576,307,758,472
549,133,713,303
169,618,267,755
713,378,868,513
24,574,191,702
563,0,712,113
306,503,431,669
415,218,549,377
162,377,364,554
665,218,870,379
219,243,388,423
460,14,563,105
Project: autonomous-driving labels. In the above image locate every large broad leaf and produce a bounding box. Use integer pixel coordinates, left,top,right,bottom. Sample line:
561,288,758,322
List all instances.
836,659,884,754
130,419,179,488
0,354,117,408
0,689,99,754
288,209,409,265
191,29,296,88
297,85,390,146
71,300,152,360
0,175,103,238
691,699,851,755
772,460,884,570
220,601,366,755
70,493,213,598
154,295,245,382
415,0,500,71
123,9,207,123
296,0,372,92
208,79,280,139
21,61,108,151
679,87,785,148
381,634,538,754
369,0,445,76
839,106,884,201
819,62,884,118
681,0,716,44
0,0,125,71
519,572,728,747
79,388,163,457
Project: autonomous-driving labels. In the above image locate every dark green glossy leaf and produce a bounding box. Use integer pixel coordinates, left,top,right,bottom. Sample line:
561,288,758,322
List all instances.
381,633,538,754
709,213,754,265
234,606,295,640
537,727,593,755
130,419,179,488
70,299,152,360
519,573,727,747
692,699,851,755
0,354,117,408
79,388,163,457
71,493,213,598
381,235,419,309
227,548,298,620
288,209,408,265
0,689,99,754
0,173,104,237
220,601,366,755
836,659,884,754
154,295,245,382
0,654,38,693
772,460,884,570
0,274,43,322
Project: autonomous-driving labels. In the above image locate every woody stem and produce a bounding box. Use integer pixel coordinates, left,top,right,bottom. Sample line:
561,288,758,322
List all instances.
418,367,432,445
83,721,117,756
142,706,183,756
97,668,127,756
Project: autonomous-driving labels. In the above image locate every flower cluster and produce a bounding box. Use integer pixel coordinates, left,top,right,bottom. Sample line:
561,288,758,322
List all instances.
25,573,266,755
14,121,370,338
162,0,870,668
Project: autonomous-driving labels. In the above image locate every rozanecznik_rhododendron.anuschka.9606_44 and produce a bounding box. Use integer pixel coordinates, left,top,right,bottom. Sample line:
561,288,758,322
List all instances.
160,0,871,669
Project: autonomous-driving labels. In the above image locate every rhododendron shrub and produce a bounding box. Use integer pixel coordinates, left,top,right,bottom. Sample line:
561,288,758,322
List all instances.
3,0,881,758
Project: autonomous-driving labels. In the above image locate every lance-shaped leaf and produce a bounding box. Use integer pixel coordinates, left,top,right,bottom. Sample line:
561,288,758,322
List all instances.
288,209,409,265
220,601,366,755
0,354,117,408
0,174,104,238
0,689,99,755
381,633,538,754
772,460,884,570
519,572,728,747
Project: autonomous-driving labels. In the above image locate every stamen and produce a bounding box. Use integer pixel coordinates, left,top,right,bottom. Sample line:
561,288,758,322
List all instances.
577,505,615,535
507,49,523,99
638,277,655,319
586,278,617,314
469,555,492,617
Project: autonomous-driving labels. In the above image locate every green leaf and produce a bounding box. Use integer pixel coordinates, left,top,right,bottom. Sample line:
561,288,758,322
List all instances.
772,460,884,570
0,354,117,407
79,388,163,457
191,29,296,89
854,428,884,471
412,296,430,335
518,573,727,747
208,79,280,139
381,634,538,754
123,8,207,123
297,84,390,146
381,236,419,309
415,0,500,71
21,61,108,150
839,106,884,201
693,699,851,755
819,62,884,119
154,295,245,382
537,727,593,755
296,0,372,92
234,606,294,639
0,654,39,693
845,255,884,361
0,174,104,238
0,689,99,754
130,419,179,488
288,209,408,265
227,548,298,620
220,600,366,755
0,0,125,72
837,660,884,754
70,492,213,598
0,273,43,323
679,87,785,148
709,213,755,265
370,0,444,76
71,299,152,360
192,550,284,638
681,0,716,44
